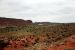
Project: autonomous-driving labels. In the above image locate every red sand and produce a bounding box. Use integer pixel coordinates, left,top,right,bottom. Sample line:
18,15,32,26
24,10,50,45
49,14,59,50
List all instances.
46,35,75,50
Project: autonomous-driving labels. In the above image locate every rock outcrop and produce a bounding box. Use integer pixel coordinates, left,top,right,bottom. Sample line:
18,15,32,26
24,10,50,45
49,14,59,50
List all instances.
0,17,32,26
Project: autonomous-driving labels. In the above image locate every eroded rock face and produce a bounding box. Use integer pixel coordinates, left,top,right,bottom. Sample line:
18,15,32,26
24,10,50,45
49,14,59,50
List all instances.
0,17,32,26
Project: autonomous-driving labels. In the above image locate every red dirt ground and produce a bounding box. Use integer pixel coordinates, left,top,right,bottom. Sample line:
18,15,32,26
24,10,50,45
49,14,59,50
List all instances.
1,35,75,50
46,35,75,50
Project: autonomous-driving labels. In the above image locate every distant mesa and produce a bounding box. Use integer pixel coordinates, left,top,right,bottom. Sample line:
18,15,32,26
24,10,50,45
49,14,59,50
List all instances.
0,17,32,26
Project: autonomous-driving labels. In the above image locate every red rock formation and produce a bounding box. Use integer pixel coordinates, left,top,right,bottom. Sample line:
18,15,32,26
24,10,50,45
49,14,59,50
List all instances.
0,17,32,26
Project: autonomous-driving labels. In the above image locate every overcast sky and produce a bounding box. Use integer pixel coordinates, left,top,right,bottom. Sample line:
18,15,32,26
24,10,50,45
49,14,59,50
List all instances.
0,0,75,23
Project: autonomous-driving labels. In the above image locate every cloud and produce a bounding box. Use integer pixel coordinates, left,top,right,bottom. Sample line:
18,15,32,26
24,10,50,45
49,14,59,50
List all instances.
0,0,75,22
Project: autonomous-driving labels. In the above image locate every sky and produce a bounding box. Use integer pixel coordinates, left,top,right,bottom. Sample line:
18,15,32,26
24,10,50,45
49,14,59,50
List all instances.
0,0,75,23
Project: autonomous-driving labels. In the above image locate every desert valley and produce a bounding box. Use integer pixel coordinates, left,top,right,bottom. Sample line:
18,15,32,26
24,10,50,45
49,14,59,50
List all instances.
0,17,75,50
